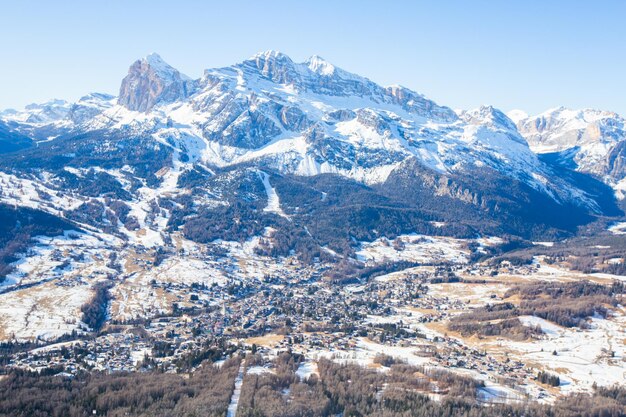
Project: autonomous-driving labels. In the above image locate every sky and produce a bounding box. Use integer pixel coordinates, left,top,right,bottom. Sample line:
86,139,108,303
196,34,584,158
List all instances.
1,0,625,115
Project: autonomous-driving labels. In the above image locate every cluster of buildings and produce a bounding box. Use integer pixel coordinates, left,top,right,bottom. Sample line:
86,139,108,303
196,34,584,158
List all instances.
3,245,544,399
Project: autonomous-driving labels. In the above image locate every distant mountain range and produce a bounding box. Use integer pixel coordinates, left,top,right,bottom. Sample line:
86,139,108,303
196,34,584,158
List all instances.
511,107,626,199
0,51,624,264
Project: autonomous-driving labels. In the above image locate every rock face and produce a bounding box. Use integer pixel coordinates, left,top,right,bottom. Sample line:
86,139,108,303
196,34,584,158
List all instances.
607,141,626,180
118,53,194,112
0,50,621,248
0,51,603,200
68,93,115,124
0,50,622,211
516,107,625,153
514,107,626,182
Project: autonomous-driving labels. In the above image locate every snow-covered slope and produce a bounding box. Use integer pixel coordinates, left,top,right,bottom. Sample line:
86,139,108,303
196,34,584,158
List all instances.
0,99,72,126
1,52,554,185
513,107,626,196
0,94,115,141
0,51,620,245
14,51,580,200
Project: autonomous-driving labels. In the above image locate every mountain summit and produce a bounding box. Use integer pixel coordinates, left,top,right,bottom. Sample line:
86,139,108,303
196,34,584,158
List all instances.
118,53,195,112
0,51,622,252
514,107,626,196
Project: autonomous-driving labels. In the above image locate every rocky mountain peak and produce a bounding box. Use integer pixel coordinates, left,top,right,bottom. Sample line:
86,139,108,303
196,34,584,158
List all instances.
118,53,194,112
68,93,115,124
243,50,300,84
461,105,519,132
517,107,626,150
512,106,626,182
306,55,336,76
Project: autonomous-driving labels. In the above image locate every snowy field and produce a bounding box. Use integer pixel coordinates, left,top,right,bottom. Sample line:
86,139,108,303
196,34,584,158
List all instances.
356,234,470,264
0,281,91,341
608,221,626,235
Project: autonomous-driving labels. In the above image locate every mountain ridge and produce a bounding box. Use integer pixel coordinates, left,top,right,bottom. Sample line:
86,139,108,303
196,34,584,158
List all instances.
0,51,622,262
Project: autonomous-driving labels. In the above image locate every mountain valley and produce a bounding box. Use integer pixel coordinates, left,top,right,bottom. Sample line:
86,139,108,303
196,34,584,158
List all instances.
0,51,625,416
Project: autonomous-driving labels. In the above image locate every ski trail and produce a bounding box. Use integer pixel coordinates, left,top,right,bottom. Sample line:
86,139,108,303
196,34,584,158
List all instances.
257,171,288,218
227,362,245,417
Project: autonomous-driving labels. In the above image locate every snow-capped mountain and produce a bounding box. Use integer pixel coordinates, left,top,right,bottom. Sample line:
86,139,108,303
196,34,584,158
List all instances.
0,51,621,258
513,107,626,197
3,52,578,190
0,93,115,141
2,48,625,411
68,93,116,125
0,98,71,126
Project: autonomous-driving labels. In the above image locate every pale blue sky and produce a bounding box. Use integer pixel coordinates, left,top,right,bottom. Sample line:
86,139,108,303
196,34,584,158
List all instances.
2,0,625,115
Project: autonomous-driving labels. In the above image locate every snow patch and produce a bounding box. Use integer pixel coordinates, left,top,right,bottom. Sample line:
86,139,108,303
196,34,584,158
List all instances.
258,171,288,218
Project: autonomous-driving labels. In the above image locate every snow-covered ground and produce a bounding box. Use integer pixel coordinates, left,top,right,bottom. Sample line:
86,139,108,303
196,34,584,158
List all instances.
518,316,563,336
356,234,471,264
508,315,626,394
608,221,626,235
532,241,555,247
3,231,116,288
0,230,120,341
257,170,288,218
309,338,434,369
296,360,318,380
355,234,506,265
0,172,85,216
130,347,152,365
478,383,524,404
0,281,91,341
246,365,275,375
226,363,245,417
